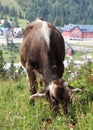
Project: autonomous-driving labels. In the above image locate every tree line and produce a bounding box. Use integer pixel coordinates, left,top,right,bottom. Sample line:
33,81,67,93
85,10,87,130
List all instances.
0,2,23,19
17,0,93,26
0,0,93,26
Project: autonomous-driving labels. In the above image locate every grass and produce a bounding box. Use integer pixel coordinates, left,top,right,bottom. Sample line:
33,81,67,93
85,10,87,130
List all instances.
2,43,21,63
0,43,93,130
75,102,93,130
71,51,93,60
72,52,83,60
18,18,29,28
0,62,93,130
0,79,93,130
0,77,69,130
3,49,20,63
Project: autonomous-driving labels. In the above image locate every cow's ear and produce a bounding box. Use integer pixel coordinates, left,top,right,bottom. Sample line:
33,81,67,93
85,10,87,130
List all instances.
63,81,68,87
59,78,65,83
23,25,33,35
59,78,68,87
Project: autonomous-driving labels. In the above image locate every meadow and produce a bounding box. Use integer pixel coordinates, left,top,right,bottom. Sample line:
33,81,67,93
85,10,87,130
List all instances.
0,44,93,130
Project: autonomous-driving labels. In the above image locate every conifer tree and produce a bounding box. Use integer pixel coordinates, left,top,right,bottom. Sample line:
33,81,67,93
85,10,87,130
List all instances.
0,49,5,76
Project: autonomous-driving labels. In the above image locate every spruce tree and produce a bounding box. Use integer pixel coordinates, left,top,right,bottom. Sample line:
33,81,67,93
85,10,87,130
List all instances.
9,59,16,80
0,49,5,76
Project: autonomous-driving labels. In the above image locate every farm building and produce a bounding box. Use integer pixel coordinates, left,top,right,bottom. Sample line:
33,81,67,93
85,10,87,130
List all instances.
0,20,4,26
65,41,75,56
13,28,22,38
57,27,75,56
62,24,93,40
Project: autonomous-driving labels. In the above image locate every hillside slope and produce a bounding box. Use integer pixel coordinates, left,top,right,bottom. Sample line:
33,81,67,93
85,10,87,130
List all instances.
0,0,93,26
0,0,21,11
15,0,93,25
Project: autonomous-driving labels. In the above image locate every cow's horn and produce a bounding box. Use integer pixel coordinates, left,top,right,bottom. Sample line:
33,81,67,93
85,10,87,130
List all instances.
71,88,81,92
30,93,46,99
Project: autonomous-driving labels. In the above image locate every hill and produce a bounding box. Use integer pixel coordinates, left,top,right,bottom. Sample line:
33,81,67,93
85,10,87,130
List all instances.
0,0,24,20
0,0,21,10
0,0,93,26
0,54,93,129
16,0,93,26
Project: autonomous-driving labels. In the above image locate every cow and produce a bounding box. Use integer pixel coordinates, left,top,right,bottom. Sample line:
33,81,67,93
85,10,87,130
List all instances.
20,17,66,114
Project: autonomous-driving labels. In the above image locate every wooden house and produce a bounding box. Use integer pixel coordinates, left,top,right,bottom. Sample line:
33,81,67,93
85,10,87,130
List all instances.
62,24,93,40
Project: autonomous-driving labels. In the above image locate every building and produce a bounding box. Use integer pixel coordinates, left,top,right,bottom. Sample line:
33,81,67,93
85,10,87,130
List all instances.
65,41,75,56
0,20,4,26
62,24,93,40
57,26,75,56
13,28,22,38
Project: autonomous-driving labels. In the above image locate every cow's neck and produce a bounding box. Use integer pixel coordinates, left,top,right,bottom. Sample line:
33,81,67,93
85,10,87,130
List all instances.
43,66,59,85
40,49,59,84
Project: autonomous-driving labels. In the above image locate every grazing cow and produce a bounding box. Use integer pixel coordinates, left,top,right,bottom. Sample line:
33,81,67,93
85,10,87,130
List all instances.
20,17,66,113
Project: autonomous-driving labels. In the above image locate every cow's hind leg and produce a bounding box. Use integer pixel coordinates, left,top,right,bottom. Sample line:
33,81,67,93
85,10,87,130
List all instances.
26,61,38,105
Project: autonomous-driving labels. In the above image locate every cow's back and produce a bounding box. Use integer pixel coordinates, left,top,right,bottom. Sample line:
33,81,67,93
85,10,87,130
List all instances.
48,23,65,66
20,18,65,83
20,19,49,67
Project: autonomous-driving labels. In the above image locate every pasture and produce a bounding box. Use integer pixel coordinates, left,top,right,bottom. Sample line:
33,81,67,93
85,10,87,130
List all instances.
1,43,20,63
0,41,93,129
0,60,93,130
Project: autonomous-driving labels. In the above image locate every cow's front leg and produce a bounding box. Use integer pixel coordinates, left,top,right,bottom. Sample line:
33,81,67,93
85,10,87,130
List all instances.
26,62,38,105
62,104,68,115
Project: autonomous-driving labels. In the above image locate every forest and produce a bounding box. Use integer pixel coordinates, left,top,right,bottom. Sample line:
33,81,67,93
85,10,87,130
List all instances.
0,0,93,26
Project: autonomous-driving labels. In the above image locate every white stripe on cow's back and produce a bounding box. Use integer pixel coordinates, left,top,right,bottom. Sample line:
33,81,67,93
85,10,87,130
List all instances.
36,18,50,48
42,21,50,48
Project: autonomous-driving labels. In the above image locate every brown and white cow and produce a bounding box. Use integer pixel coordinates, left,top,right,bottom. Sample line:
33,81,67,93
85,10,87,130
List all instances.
20,17,67,113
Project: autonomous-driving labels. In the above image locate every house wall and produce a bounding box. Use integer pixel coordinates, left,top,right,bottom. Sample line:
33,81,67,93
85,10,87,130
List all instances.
62,31,71,39
82,32,93,38
62,27,82,39
70,27,82,38
62,27,93,39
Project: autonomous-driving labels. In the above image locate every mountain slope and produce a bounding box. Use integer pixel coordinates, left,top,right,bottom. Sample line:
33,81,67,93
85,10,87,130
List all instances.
0,0,21,11
17,0,93,25
0,0,93,26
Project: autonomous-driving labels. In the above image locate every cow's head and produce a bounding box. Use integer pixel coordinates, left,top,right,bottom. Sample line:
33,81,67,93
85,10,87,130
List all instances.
46,79,70,114
30,78,71,114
